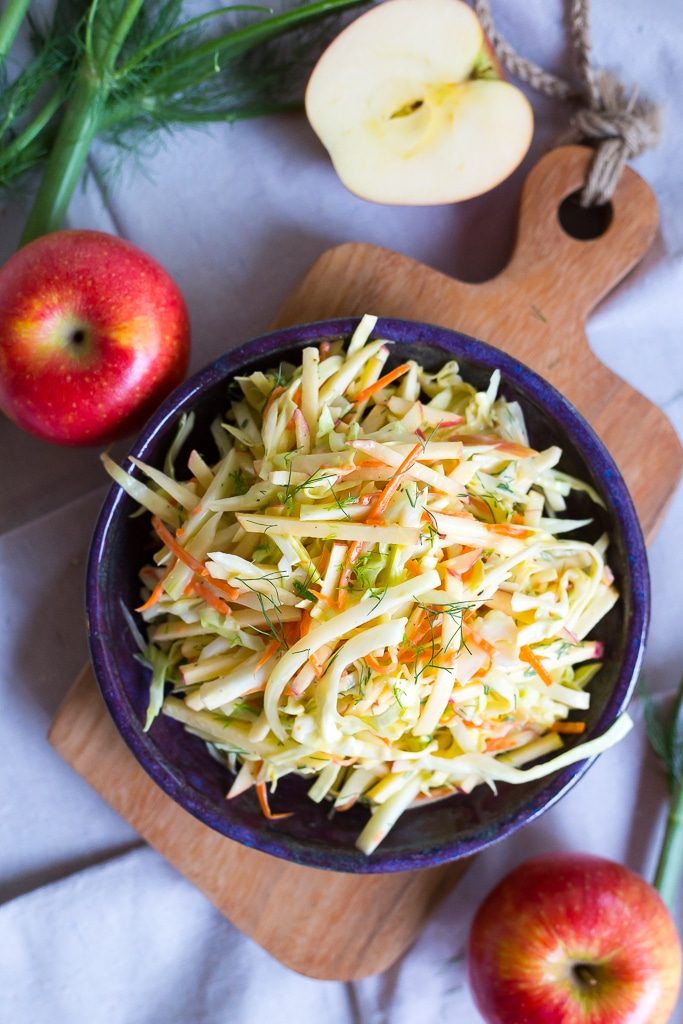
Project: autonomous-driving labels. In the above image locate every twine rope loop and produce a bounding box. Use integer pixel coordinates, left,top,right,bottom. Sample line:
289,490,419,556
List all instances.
472,0,661,205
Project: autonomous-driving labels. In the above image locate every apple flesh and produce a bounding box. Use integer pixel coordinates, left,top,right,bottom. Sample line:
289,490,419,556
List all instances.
305,0,533,205
468,853,682,1024
0,230,190,445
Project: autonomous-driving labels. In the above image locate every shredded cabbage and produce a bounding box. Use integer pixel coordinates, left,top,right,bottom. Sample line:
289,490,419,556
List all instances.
106,314,630,855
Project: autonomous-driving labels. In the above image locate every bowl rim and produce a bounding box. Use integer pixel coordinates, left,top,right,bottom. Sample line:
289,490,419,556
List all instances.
87,316,650,873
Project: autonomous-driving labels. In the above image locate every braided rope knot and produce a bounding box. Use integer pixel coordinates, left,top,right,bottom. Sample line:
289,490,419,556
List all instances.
564,72,662,205
573,105,654,152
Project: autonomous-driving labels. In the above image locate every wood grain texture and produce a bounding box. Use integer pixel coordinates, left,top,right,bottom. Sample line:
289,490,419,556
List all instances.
49,666,465,980
50,145,682,982
276,146,682,541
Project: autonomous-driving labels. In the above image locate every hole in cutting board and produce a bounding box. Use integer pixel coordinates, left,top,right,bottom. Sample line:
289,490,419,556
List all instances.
558,191,613,240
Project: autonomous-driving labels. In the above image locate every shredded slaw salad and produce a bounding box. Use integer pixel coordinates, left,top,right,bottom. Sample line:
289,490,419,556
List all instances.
105,315,632,855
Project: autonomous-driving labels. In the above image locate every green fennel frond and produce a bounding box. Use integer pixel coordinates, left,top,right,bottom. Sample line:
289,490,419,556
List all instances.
1,0,370,209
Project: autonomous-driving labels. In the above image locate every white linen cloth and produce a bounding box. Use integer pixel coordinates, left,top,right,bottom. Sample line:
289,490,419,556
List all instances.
1,1,682,1021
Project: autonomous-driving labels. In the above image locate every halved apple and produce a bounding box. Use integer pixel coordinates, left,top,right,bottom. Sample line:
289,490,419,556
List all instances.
305,0,534,205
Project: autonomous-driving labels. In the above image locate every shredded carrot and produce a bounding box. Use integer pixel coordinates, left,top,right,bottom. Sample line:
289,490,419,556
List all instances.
435,649,463,668
366,442,423,524
520,644,553,686
335,797,358,812
151,516,239,602
354,362,412,405
135,568,171,612
283,620,300,646
498,440,536,457
398,615,430,660
366,653,395,675
309,588,337,608
407,605,426,633
337,539,367,606
152,516,207,576
207,577,240,601
489,522,533,538
406,558,423,577
263,385,284,415
400,649,431,670
255,639,279,670
454,433,501,447
189,579,231,615
240,682,269,699
256,782,293,821
456,434,536,457
464,627,497,659
467,495,496,522
261,387,284,427
461,561,481,584
317,545,331,576
192,573,239,603
485,736,520,752
402,610,435,652
409,621,433,649
398,649,417,664
300,608,311,637
551,721,587,734
414,785,455,801
353,457,388,470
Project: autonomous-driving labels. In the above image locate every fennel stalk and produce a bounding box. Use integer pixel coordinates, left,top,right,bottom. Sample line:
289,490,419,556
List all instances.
0,0,368,244
0,0,31,63
643,672,683,908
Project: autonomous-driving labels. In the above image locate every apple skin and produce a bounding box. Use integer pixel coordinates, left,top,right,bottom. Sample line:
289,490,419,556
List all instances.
0,230,190,445
468,853,682,1024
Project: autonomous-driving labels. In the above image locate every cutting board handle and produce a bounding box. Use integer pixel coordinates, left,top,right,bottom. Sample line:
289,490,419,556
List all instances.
502,145,659,322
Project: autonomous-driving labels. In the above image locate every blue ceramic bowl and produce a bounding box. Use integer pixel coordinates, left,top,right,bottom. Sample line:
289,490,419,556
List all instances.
87,317,649,873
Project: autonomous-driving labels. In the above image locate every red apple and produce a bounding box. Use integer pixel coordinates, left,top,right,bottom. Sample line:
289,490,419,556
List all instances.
468,853,682,1024
0,229,190,445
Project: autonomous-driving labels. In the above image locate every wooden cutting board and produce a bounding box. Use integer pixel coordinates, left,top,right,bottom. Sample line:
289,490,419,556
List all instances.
50,145,682,982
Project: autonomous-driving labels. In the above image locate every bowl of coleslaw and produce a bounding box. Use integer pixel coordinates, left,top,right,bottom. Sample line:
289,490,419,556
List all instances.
87,315,649,872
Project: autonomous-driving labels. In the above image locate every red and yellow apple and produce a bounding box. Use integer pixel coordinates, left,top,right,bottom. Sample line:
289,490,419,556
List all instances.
468,853,682,1024
305,0,533,205
0,229,190,445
